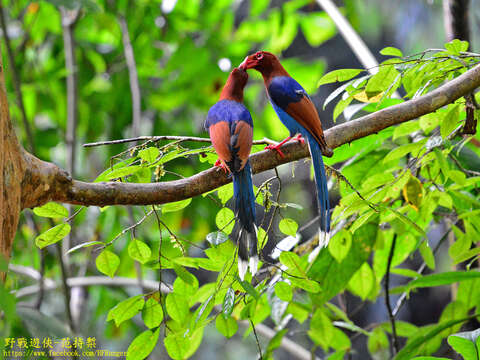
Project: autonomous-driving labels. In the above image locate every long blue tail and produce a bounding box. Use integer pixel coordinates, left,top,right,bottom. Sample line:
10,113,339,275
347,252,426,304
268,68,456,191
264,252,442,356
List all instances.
305,132,330,247
232,160,257,280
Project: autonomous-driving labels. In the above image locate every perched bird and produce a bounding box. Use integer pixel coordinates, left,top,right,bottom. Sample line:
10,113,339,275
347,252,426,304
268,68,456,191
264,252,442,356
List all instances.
240,51,333,247
205,67,257,280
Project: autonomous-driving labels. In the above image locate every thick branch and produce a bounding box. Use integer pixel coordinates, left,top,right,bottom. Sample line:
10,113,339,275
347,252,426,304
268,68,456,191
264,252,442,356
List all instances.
23,63,480,209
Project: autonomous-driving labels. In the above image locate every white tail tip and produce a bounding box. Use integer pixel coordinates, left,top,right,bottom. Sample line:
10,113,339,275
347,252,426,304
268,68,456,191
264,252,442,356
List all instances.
249,255,259,277
238,259,248,281
308,230,330,263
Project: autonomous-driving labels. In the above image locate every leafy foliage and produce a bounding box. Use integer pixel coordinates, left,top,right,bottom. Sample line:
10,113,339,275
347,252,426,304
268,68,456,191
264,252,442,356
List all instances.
4,0,480,359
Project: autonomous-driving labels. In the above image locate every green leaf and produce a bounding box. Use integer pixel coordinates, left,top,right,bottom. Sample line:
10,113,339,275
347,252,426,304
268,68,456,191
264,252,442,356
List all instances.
239,280,260,300
206,231,229,246
33,202,68,218
215,207,235,234
265,329,288,358
279,251,305,277
368,327,389,359
419,241,435,270
395,315,479,360
448,328,480,359
162,198,191,213
447,170,466,185
300,12,336,47
107,295,145,327
126,328,160,360
308,309,335,350
142,298,163,329
317,69,363,86
166,293,189,324
279,218,298,237
164,333,191,360
250,0,269,16
128,239,152,264
445,39,469,55
333,96,353,122
257,227,268,250
222,288,235,317
289,277,321,293
406,271,480,291
275,281,293,302
365,65,399,98
35,224,71,249
380,46,403,57
96,249,120,278
101,165,143,181
138,147,160,163
329,229,352,263
348,262,374,300
440,104,460,139
215,315,238,338
309,220,378,304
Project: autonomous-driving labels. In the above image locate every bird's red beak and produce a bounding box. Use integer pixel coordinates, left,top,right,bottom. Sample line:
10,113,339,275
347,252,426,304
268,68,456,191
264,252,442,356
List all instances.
239,56,255,70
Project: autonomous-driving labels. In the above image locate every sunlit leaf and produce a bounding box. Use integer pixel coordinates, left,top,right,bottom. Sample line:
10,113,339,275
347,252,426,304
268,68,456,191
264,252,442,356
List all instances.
162,198,191,212
107,295,145,327
35,224,71,249
96,249,120,278
142,298,163,329
317,69,363,86
126,328,160,360
216,315,238,338
33,202,68,218
128,239,152,264
380,46,403,57
138,147,160,163
279,218,298,237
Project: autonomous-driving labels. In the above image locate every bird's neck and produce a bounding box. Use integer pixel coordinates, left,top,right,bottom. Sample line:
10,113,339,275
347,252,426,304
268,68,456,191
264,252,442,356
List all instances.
261,63,290,86
219,90,243,103
219,80,244,102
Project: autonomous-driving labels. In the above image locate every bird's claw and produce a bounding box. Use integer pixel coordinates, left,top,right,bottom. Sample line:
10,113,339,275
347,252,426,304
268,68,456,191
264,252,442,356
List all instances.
292,134,305,145
265,144,286,158
214,159,228,173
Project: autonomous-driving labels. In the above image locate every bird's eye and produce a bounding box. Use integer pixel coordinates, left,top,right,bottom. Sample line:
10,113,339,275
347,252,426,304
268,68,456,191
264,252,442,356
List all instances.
256,53,263,60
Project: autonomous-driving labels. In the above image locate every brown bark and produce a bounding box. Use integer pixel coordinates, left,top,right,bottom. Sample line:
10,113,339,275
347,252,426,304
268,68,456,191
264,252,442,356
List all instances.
0,59,24,268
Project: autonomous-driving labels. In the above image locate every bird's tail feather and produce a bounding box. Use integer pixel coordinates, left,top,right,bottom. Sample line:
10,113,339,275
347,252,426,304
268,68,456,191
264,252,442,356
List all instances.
233,161,257,280
306,133,330,248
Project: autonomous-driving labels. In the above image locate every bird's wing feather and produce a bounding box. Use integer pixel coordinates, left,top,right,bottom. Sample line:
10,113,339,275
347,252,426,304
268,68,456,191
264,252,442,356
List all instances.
232,121,253,170
209,121,232,166
284,97,328,150
269,77,328,150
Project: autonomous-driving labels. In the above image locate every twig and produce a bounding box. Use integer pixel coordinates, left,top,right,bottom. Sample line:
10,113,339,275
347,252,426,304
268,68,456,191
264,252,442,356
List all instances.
105,209,154,247
385,234,399,355
13,275,171,299
83,136,275,147
250,318,263,360
0,5,35,152
118,15,141,138
55,243,76,333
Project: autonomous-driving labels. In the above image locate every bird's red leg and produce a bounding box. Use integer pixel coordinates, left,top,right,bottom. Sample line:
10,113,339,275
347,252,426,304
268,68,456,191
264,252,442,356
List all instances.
214,159,228,173
292,134,305,145
264,136,291,158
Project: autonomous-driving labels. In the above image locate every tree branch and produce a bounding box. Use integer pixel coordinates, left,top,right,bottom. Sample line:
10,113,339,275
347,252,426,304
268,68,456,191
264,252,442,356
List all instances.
21,63,480,209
